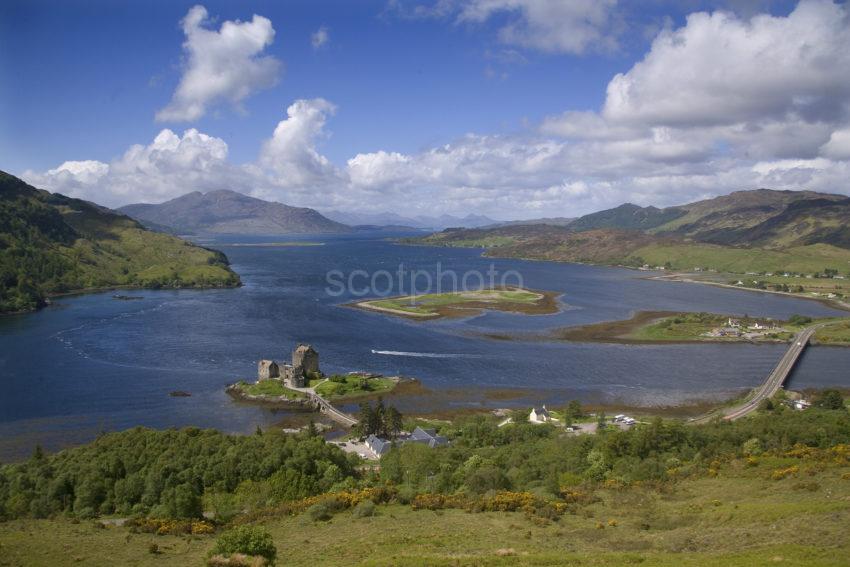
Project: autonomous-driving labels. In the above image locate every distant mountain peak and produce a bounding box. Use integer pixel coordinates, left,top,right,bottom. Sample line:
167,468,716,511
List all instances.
120,191,351,235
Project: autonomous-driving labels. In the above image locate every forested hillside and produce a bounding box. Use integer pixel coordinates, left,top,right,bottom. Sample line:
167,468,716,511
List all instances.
0,171,240,313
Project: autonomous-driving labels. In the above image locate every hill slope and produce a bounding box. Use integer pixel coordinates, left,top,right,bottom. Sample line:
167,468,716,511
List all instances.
0,171,240,313
121,190,351,234
568,203,686,232
408,188,850,275
651,189,847,244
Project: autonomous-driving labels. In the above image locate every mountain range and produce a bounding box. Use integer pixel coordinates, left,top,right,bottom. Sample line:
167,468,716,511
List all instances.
120,190,350,235
322,210,497,230
409,189,850,275
0,171,240,313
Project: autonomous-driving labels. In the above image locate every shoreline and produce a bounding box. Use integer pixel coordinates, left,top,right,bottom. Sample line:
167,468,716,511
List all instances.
346,287,563,321
647,272,850,313
0,280,242,317
476,309,850,347
225,375,415,408
397,240,850,313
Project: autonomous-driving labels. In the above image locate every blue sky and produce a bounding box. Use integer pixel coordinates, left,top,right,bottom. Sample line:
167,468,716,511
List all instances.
2,0,848,219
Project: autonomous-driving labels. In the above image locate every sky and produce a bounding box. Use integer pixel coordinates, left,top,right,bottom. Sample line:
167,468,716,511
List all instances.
2,0,850,220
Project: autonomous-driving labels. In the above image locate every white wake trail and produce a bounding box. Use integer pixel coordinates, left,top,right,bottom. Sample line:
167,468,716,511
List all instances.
371,350,480,358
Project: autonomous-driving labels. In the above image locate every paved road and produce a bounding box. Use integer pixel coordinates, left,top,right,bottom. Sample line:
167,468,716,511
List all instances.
693,324,824,423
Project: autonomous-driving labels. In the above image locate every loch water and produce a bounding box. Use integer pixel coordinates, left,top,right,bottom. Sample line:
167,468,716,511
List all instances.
1,232,848,460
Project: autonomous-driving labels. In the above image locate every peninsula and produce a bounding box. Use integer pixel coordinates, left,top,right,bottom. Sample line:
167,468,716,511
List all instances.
551,312,850,346
350,287,560,320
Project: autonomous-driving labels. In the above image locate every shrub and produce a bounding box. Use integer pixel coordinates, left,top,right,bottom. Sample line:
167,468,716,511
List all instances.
352,500,376,518
209,526,277,565
307,502,333,522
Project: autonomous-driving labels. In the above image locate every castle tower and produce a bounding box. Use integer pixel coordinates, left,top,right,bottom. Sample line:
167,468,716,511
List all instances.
292,344,319,376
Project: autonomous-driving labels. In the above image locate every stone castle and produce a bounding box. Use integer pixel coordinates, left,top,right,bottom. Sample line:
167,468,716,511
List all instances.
258,343,320,388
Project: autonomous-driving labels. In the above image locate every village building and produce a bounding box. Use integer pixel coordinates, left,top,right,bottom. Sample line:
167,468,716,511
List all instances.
365,434,393,457
407,427,449,448
529,406,551,423
364,426,448,458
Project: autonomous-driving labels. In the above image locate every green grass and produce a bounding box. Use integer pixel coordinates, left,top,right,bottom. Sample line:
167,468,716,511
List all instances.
1,462,848,566
632,242,850,274
814,320,850,345
314,375,396,399
363,289,543,317
237,380,304,399
626,313,848,344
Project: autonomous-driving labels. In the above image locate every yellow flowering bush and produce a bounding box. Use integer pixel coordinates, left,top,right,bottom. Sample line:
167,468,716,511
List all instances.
771,465,799,480
127,518,216,536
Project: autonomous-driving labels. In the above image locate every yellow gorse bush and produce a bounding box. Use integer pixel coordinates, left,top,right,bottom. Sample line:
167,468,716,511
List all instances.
127,518,216,536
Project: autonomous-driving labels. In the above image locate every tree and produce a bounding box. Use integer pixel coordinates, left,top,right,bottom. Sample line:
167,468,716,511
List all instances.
387,407,403,438
357,402,374,437
210,526,277,564
815,390,846,411
566,400,583,420
789,314,812,326
596,412,607,431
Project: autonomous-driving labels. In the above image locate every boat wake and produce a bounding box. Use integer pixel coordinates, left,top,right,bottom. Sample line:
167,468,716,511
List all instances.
371,349,481,359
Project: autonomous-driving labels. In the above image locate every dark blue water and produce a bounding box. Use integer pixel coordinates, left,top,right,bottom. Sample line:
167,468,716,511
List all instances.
1,231,848,460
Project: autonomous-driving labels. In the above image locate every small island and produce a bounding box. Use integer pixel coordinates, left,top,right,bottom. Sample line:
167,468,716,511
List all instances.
350,287,560,320
227,343,406,424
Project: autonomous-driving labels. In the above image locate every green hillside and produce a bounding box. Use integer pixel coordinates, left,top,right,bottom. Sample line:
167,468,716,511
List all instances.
568,202,685,232
408,188,850,277
0,170,240,313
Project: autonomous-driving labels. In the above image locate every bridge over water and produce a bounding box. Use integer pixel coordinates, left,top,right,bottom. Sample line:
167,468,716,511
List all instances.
692,324,823,423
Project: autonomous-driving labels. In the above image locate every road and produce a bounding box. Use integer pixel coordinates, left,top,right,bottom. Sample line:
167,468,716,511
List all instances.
692,323,824,423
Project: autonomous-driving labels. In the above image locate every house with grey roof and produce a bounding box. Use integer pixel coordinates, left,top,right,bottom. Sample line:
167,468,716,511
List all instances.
363,427,448,458
365,434,393,457
408,426,449,448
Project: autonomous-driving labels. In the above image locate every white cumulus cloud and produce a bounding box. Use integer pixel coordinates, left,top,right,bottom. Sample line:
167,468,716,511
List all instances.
457,0,619,54
311,26,330,49
155,5,281,122
21,2,850,220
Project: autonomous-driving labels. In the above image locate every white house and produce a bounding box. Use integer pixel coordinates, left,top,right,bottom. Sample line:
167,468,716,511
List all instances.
529,406,551,423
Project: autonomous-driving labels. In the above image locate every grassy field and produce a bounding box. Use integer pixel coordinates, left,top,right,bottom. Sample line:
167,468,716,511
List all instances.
353,288,557,320
633,242,850,275
1,458,848,566
313,375,397,400
815,320,850,345
628,313,798,342
234,380,304,399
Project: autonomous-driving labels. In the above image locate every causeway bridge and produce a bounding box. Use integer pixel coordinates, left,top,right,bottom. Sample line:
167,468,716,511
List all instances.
692,324,822,423
305,391,359,427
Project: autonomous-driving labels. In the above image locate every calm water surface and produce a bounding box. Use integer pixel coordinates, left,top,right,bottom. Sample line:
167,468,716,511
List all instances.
1,232,848,460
